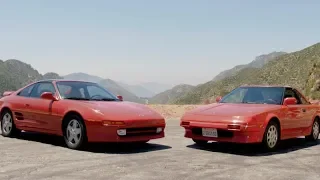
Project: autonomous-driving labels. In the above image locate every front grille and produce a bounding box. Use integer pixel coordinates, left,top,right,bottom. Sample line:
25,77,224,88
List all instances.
192,128,234,138
124,127,159,137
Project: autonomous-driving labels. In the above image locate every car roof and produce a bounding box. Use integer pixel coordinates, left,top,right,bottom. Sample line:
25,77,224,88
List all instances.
34,79,96,84
239,84,292,88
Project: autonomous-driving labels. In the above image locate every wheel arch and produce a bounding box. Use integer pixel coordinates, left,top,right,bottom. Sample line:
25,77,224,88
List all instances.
264,115,281,138
61,110,87,136
0,106,12,116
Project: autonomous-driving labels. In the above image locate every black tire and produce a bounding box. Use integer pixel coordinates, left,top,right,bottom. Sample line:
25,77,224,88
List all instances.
63,115,87,150
1,109,20,137
192,139,208,145
262,121,280,151
306,119,319,141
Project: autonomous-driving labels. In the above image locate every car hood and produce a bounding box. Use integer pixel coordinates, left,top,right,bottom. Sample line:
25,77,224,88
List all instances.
79,100,163,120
186,103,280,117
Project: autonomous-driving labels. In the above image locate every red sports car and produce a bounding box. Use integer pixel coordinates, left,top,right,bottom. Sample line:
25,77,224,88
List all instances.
180,85,320,151
0,80,166,150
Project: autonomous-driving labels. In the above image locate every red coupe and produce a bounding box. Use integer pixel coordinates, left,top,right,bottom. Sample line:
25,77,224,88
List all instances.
0,80,166,150
180,85,320,150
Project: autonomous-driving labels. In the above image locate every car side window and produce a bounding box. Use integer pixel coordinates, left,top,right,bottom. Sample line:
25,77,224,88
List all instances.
17,84,36,97
30,82,56,98
283,88,302,104
294,89,309,105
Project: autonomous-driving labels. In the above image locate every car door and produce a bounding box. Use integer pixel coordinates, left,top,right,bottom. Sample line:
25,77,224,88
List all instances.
25,82,60,133
282,88,304,137
10,83,38,128
293,89,315,128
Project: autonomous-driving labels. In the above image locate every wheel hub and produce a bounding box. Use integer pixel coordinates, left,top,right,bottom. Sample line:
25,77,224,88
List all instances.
66,119,82,145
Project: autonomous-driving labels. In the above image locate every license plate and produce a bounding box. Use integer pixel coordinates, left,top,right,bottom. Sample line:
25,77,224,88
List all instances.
202,128,218,137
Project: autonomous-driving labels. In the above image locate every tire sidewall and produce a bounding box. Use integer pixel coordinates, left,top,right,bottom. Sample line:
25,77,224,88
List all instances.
63,115,86,150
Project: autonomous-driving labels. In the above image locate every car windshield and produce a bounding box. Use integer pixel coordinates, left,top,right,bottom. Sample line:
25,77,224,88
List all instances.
220,86,285,105
56,81,120,101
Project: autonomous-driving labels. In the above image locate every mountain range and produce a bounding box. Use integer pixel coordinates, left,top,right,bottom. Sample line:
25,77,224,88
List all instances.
212,51,287,82
1,42,319,104
0,63,174,103
173,42,320,104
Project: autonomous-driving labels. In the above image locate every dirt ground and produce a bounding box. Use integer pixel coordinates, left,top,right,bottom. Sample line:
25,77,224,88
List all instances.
147,104,202,119
1,120,320,180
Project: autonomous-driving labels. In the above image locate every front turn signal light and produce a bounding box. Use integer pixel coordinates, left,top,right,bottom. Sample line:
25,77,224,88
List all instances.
102,120,125,126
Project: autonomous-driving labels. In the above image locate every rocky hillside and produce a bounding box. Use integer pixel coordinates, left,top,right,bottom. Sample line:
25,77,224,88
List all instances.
0,59,43,94
173,43,320,104
212,51,287,82
149,84,195,104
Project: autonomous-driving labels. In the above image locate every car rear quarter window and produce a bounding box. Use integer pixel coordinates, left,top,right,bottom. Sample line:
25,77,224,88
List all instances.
17,84,35,97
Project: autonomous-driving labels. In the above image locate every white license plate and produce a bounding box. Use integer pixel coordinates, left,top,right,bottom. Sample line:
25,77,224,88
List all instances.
202,128,218,137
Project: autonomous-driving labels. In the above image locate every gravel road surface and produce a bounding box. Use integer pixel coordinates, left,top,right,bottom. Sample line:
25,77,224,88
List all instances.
1,119,320,180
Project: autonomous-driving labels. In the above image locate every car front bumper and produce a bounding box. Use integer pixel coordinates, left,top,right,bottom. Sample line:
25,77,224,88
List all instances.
181,121,263,143
85,119,166,142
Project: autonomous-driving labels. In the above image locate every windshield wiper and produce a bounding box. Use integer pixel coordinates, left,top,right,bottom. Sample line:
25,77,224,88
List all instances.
65,97,91,101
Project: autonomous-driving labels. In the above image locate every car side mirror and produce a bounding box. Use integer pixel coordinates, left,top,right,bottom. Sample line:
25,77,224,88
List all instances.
2,91,14,97
283,97,297,106
216,96,222,103
40,92,58,101
117,95,123,101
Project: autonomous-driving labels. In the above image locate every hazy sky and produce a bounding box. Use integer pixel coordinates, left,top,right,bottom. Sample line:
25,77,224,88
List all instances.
0,0,319,86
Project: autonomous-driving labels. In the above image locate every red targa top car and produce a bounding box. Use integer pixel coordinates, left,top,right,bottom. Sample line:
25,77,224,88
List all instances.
0,80,166,150
180,85,320,150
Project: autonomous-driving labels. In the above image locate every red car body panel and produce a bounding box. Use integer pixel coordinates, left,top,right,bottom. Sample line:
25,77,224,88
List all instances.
0,80,166,143
180,86,320,144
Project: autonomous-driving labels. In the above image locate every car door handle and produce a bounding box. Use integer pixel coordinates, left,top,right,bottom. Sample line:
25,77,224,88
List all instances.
302,109,306,112
25,104,30,107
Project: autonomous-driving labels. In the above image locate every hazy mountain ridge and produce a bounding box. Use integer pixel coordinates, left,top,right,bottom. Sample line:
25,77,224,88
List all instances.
212,51,287,82
62,73,143,103
116,82,155,98
63,72,103,83
173,43,320,104
137,82,174,95
43,72,63,79
0,63,143,103
64,73,173,98
149,84,195,104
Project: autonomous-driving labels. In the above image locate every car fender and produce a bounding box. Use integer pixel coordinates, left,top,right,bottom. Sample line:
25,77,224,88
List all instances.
310,109,320,127
262,113,281,131
60,102,103,125
0,100,14,115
